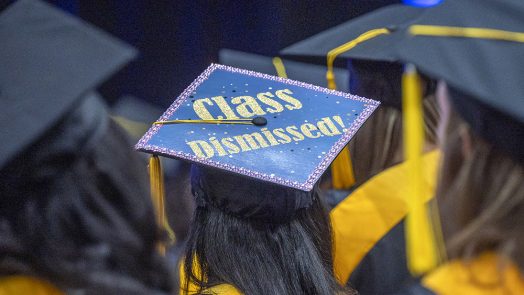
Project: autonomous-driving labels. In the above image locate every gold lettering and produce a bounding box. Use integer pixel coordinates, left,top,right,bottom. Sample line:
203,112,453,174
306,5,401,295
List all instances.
300,123,321,138
317,117,341,136
231,96,266,118
332,115,345,129
193,98,215,120
221,137,240,154
211,96,239,119
261,128,280,146
275,89,302,110
233,132,269,151
286,125,305,141
273,128,292,144
256,92,284,113
209,137,228,156
187,140,215,158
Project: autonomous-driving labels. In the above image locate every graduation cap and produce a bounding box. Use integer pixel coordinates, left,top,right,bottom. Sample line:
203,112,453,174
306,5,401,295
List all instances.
136,64,379,224
386,0,524,275
394,0,524,164
219,49,349,91
0,0,136,170
279,4,440,110
281,4,427,64
280,4,428,91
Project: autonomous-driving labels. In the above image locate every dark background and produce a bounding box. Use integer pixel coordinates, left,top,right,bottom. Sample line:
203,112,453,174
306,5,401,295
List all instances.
39,0,399,107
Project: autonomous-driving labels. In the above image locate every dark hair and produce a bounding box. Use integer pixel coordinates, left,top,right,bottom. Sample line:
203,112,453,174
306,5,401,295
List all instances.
348,60,439,185
182,188,352,295
0,120,173,294
437,103,524,270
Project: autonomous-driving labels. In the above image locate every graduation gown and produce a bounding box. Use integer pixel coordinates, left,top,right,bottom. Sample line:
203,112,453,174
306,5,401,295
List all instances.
0,276,63,295
331,150,440,294
399,252,524,295
181,281,242,294
201,284,242,295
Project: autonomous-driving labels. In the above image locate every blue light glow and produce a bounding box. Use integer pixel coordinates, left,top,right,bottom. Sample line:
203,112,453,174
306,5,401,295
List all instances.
403,0,443,7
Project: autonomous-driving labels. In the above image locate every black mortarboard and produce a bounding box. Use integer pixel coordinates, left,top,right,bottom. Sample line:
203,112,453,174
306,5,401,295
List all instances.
219,49,349,91
0,0,136,169
279,4,432,108
137,64,379,223
375,0,524,275
393,0,524,163
280,4,427,64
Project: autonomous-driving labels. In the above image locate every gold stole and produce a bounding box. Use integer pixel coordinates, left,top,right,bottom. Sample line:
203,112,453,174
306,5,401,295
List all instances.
0,276,63,295
331,150,440,284
422,253,524,295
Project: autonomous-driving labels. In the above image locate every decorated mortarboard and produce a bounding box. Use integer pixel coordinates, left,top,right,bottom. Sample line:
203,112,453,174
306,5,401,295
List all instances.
219,49,349,91
136,64,379,192
0,0,136,169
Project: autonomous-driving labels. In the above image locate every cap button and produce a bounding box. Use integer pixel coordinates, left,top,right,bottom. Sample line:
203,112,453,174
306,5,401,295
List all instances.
386,25,398,32
252,116,268,126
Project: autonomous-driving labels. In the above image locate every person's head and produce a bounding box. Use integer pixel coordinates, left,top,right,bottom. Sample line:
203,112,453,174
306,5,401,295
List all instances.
0,93,173,294
182,165,351,295
348,60,439,185
0,1,174,293
435,81,524,269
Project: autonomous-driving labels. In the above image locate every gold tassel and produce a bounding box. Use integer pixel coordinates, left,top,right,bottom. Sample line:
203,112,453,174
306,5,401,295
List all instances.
325,28,390,189
326,28,391,90
409,25,524,43
272,55,357,189
331,147,356,189
326,59,355,190
149,155,176,255
402,64,439,275
272,57,288,78
400,24,524,273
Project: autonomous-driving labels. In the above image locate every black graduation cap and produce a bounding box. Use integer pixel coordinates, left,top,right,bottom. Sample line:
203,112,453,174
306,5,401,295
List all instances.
219,48,349,91
0,0,136,170
377,0,524,275
393,0,524,163
280,4,428,64
278,4,432,109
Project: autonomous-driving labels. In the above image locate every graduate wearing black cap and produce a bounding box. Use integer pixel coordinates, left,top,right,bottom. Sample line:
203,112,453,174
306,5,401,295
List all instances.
0,1,173,294
280,4,441,294
386,0,524,293
137,64,379,294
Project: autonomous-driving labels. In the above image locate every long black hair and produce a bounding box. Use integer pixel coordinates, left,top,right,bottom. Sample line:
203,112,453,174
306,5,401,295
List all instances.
0,118,173,294
182,186,352,295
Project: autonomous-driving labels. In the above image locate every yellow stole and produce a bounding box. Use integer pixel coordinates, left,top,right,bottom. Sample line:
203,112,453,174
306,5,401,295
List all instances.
422,253,524,295
179,260,242,295
0,276,63,295
331,150,440,284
